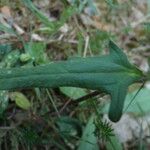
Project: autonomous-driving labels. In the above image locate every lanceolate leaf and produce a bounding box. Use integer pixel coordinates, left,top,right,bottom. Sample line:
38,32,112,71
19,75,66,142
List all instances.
0,41,144,122
78,115,99,150
10,92,31,110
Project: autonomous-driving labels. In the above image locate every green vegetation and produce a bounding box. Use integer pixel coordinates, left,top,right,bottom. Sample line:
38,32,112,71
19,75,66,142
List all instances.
0,41,145,122
0,0,150,149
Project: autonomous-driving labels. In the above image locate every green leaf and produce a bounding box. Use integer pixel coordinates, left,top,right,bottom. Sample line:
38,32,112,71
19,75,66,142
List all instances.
105,0,119,8
106,135,123,150
125,88,150,114
0,24,16,34
2,50,20,67
20,53,31,62
0,44,12,56
0,91,9,116
22,0,53,27
10,92,31,110
0,41,144,122
89,30,112,53
102,88,150,115
56,116,82,139
78,115,99,150
24,42,48,64
60,87,86,99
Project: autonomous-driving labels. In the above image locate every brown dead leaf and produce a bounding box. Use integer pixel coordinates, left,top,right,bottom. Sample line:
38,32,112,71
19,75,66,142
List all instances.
13,23,24,34
1,6,11,18
92,16,113,31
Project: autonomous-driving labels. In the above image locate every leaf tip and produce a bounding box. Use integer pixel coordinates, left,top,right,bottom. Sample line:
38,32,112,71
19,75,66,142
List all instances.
108,112,122,122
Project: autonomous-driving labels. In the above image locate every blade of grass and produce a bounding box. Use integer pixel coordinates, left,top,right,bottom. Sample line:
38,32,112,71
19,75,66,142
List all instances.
23,0,76,34
124,82,145,113
46,89,60,117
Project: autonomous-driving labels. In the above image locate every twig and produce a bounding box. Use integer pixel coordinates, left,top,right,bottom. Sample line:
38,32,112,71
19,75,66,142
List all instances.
58,91,105,114
83,35,89,57
73,91,105,104
46,89,60,117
